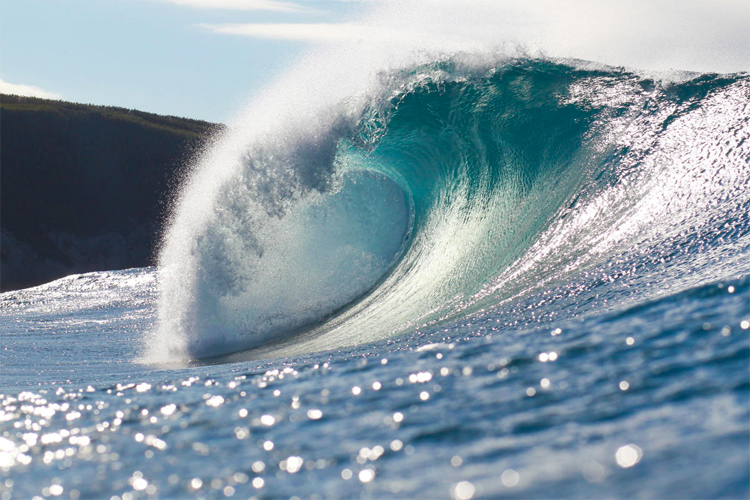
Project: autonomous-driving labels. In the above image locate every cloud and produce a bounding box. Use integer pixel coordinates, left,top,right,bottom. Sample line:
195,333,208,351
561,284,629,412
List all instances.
160,0,311,13
197,22,484,53
0,79,61,99
199,23,375,42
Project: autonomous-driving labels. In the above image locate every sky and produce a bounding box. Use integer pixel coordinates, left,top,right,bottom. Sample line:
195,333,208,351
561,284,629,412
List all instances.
1,0,748,124
0,0,365,123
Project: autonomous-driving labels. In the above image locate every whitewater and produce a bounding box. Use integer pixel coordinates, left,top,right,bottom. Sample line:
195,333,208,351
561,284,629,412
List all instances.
2,1,749,498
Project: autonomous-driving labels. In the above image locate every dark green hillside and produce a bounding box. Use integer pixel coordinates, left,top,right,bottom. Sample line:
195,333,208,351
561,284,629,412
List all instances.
1,94,223,291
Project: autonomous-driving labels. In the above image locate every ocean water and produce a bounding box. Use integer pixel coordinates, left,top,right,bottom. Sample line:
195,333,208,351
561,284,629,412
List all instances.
2,6,750,499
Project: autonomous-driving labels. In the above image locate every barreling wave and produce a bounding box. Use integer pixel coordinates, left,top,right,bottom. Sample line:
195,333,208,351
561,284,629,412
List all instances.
146,58,750,362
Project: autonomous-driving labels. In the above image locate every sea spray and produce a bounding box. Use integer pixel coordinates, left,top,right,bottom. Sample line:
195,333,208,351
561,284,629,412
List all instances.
150,0,749,361
151,59,750,361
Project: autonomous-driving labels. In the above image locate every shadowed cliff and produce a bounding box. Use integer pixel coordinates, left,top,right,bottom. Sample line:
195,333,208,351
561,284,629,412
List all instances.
1,94,222,291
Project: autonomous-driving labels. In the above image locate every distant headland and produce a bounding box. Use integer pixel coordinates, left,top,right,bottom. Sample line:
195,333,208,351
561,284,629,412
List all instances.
0,94,223,291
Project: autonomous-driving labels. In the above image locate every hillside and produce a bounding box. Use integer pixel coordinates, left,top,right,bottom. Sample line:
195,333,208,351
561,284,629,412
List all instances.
0,94,223,291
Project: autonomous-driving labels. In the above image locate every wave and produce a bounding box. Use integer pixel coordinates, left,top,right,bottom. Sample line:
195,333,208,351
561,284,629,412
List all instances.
146,57,750,362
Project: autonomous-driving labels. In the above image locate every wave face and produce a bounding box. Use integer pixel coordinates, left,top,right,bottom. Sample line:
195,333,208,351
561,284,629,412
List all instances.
149,59,750,361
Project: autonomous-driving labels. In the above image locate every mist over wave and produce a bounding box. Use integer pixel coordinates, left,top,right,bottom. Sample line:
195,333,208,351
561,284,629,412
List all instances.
147,1,749,362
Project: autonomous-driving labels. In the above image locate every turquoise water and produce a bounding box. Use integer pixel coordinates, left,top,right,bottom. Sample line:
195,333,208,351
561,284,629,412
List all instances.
1,60,749,499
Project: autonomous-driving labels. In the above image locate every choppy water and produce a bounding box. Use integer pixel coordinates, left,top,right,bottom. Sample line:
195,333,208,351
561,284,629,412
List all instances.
1,266,748,499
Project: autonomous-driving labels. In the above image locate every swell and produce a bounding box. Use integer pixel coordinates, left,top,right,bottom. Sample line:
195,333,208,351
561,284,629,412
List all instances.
147,58,750,362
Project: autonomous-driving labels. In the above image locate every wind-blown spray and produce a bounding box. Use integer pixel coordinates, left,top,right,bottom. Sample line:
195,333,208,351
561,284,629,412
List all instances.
148,0,749,362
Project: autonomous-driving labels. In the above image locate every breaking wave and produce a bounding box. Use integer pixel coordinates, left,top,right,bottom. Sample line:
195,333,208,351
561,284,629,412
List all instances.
147,56,749,362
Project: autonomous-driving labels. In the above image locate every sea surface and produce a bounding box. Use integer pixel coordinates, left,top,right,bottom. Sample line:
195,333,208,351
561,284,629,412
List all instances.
2,59,749,499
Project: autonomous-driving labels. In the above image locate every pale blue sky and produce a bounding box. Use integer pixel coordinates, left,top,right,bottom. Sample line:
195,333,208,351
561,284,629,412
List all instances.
0,0,364,122
1,0,748,123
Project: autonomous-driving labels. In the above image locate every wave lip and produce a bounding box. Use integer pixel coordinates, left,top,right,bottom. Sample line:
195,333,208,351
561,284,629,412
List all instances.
150,163,409,360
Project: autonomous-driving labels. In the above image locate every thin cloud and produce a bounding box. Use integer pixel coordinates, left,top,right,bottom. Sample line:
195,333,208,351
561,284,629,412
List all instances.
199,23,374,42
0,79,61,99
160,0,311,13
197,22,482,52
